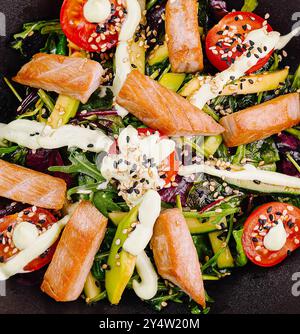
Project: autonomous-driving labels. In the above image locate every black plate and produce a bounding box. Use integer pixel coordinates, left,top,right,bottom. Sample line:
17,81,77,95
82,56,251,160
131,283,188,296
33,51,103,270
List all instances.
0,0,300,314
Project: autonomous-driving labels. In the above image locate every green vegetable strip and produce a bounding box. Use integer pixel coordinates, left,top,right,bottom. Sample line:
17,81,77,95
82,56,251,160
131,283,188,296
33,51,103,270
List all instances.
241,0,258,12
201,214,234,272
38,89,55,112
3,77,22,102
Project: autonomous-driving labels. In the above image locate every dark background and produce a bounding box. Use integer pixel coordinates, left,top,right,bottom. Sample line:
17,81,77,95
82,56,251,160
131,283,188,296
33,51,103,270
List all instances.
0,0,300,314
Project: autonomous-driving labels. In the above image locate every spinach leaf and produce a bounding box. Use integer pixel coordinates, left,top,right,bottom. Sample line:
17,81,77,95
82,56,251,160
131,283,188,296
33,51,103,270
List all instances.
232,229,248,267
93,190,124,217
192,234,213,262
233,137,280,167
80,88,114,112
11,20,63,57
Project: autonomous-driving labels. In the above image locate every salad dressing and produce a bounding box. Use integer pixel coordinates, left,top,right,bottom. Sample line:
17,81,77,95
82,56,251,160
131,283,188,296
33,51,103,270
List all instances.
83,0,112,24
0,215,69,280
113,0,141,117
276,26,300,50
263,220,287,251
0,119,113,153
101,126,175,207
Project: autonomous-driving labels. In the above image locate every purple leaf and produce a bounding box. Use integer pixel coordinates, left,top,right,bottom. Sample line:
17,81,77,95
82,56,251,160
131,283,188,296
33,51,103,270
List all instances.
209,0,228,20
25,149,73,187
159,175,192,206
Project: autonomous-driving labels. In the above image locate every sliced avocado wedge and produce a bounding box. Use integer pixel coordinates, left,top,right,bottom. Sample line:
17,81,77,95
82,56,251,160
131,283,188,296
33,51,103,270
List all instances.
208,218,234,269
105,206,139,305
47,95,80,128
179,69,289,98
159,73,186,92
148,41,168,66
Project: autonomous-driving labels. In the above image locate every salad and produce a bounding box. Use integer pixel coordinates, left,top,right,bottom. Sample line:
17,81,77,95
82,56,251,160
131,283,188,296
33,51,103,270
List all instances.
0,0,299,314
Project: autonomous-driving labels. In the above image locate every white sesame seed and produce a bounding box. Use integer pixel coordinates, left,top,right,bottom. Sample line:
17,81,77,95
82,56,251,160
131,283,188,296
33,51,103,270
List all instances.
255,255,262,262
115,239,121,246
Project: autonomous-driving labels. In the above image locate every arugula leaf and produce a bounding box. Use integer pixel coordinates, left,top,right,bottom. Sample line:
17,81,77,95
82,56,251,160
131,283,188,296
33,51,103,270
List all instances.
49,151,103,182
292,64,300,89
232,229,248,267
67,181,107,200
241,0,258,12
192,234,213,262
93,190,124,217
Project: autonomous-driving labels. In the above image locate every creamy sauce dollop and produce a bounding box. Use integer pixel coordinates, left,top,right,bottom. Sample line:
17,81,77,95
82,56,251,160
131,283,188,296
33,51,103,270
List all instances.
263,220,287,251
83,0,112,24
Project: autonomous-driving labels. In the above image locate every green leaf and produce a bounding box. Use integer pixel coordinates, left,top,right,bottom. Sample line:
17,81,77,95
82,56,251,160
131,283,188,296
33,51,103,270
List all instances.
93,190,123,217
292,64,300,89
67,181,107,200
80,88,114,112
233,229,248,267
241,0,258,12
0,146,18,155
49,151,103,182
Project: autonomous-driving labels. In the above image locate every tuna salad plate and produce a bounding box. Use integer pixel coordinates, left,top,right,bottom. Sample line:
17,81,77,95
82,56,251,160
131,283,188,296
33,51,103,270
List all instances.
0,0,300,314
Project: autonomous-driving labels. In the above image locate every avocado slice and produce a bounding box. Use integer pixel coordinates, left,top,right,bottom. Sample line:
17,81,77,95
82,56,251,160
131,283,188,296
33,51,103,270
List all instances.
208,218,235,269
105,206,139,305
148,41,168,66
129,39,146,74
47,95,80,128
179,69,289,98
159,73,186,92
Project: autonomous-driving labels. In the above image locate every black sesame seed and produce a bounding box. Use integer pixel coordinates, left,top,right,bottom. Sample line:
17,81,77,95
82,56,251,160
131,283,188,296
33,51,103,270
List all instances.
242,25,247,31
275,211,282,216
263,46,268,51
253,180,261,184
234,16,239,21
127,187,134,194
87,144,94,148
217,31,223,35
287,250,292,256
252,237,258,242
225,25,229,30
257,47,263,53
113,161,118,169
216,41,223,47
134,189,140,194
126,136,130,143
230,75,235,81
287,220,295,229
106,265,111,271
140,178,146,183
246,51,252,58
267,206,273,213
220,222,226,229
131,64,137,68
269,214,274,221
274,220,279,225
249,40,255,46
7,225,12,232
254,54,260,59
0,256,4,263
24,210,30,215
39,219,46,224
117,247,123,254
248,79,254,84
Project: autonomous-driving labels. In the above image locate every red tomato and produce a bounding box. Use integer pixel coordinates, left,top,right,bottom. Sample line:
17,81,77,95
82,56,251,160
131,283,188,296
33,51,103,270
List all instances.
242,202,300,267
137,128,179,186
206,11,273,73
0,207,58,272
60,0,126,52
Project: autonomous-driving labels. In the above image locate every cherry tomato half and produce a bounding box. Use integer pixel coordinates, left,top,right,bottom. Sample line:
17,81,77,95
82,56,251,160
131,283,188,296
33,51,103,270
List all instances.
60,0,125,52
206,11,273,73
0,207,58,272
242,202,300,267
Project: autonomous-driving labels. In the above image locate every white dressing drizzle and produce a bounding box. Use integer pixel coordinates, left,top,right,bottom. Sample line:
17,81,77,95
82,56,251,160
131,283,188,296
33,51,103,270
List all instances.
123,190,161,256
132,251,158,300
0,120,113,153
0,215,69,280
263,220,287,251
83,0,112,24
179,164,300,189
113,0,141,117
190,27,281,109
276,26,300,50
12,222,39,251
